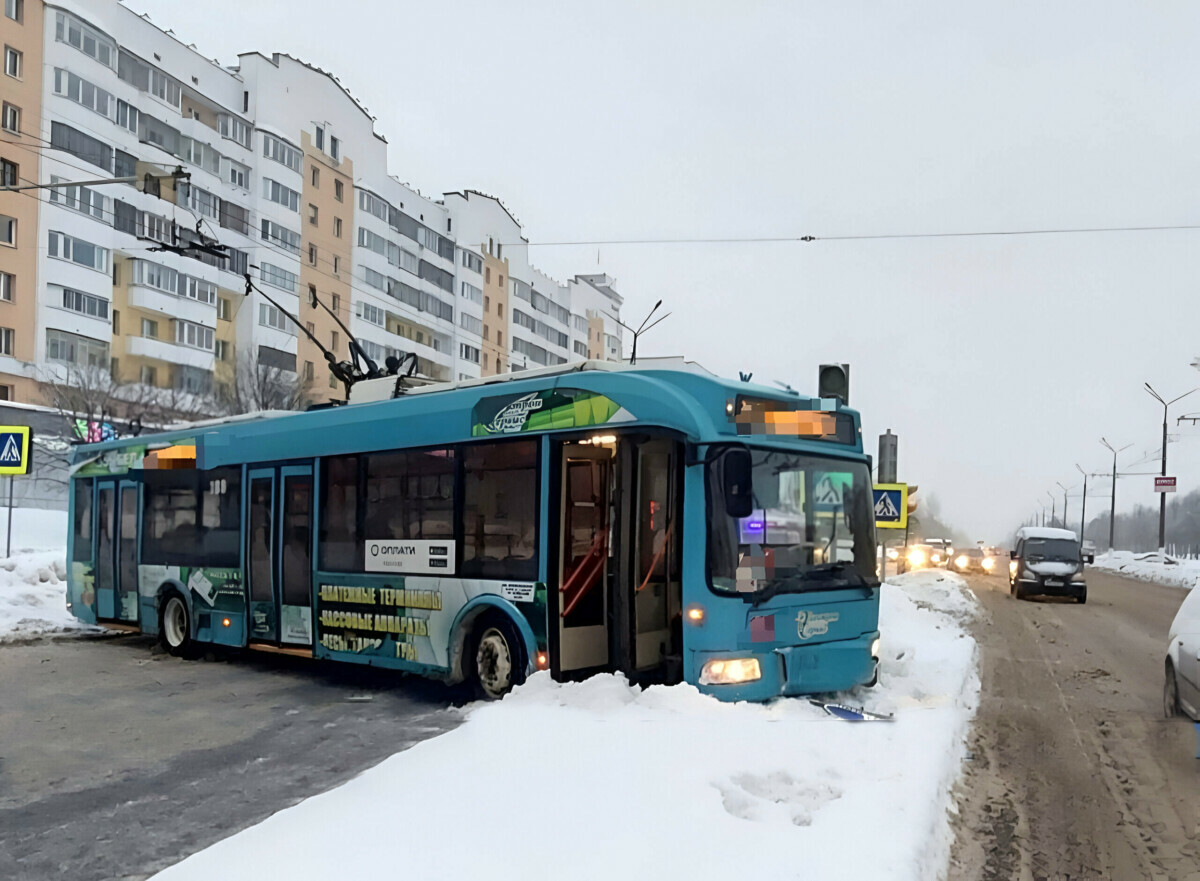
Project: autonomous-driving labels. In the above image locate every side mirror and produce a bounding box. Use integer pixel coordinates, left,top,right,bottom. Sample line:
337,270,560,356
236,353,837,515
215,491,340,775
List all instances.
722,447,754,519
1009,550,1017,560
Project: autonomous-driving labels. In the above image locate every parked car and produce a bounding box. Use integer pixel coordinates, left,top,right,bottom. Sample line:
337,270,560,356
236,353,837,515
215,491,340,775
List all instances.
1008,526,1087,603
1164,586,1200,720
951,547,997,574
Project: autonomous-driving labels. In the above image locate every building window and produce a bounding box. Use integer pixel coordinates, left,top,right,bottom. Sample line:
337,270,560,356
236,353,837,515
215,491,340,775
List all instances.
484,295,490,312
115,100,138,133
140,365,157,385
61,287,109,319
262,133,302,172
258,302,290,332
112,310,119,334
497,303,504,320
334,180,343,202
49,175,108,221
259,263,298,293
226,159,249,190
51,121,113,172
303,361,314,381
218,114,252,149
1,102,18,133
333,217,342,237
330,136,340,161
262,178,300,211
308,203,318,226
4,47,22,79
0,159,14,187
0,272,12,301
141,318,158,339
53,68,113,118
315,126,324,150
459,342,480,364
47,329,108,367
485,267,491,284
0,327,12,355
215,339,230,362
311,166,319,188
497,330,503,347
54,11,115,68
499,274,505,287
260,218,300,253
356,302,384,326
308,244,317,265
218,297,231,321
331,330,339,351
331,293,341,313
174,320,214,351
332,256,340,274
48,231,110,271
4,0,22,24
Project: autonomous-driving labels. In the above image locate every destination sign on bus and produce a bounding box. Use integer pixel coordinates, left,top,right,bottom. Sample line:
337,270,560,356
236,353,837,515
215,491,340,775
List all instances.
365,539,456,575
729,397,855,443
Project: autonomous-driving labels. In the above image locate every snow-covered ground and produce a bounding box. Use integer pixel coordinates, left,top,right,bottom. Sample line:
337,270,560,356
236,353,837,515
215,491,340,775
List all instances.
0,508,101,641
1091,550,1200,591
152,569,980,881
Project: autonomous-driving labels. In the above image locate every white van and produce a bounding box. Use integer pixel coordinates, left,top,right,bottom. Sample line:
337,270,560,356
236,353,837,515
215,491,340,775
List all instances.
1008,526,1089,603
1164,587,1200,720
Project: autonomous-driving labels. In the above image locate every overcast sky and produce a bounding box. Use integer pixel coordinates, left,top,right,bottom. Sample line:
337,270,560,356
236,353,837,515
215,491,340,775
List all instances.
126,0,1200,541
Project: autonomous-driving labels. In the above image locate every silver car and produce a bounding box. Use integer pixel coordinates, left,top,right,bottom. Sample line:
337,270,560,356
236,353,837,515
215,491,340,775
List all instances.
1164,586,1200,720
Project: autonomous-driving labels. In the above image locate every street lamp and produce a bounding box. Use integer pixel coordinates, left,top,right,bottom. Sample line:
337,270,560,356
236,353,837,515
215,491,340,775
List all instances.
1144,383,1198,551
1056,481,1074,528
1100,437,1133,551
1074,464,1088,541
1043,492,1056,527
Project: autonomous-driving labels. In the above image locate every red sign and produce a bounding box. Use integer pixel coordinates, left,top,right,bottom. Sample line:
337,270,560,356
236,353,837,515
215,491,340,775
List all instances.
1154,476,1177,493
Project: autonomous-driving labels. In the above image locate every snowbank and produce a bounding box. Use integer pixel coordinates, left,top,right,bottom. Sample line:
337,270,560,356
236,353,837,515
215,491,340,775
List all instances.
0,550,100,641
152,571,980,881
1092,551,1200,591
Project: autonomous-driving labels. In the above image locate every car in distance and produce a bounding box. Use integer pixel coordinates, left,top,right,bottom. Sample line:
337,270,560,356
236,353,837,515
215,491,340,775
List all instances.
1008,526,1087,603
1164,584,1200,720
925,538,953,567
898,543,936,573
951,547,996,574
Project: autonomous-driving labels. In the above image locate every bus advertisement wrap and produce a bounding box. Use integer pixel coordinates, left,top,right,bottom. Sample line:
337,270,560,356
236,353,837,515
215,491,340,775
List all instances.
471,388,633,436
364,539,456,575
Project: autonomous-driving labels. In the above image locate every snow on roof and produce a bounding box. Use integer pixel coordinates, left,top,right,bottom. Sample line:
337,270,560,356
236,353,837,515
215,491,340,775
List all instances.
1016,526,1079,542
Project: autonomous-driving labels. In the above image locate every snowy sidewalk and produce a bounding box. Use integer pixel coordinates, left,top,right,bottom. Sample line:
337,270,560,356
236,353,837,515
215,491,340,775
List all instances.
152,569,980,881
1091,551,1200,591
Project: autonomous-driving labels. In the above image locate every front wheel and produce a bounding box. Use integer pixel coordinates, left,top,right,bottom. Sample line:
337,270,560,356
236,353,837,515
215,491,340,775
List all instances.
1164,660,1182,718
158,593,198,658
1075,587,1087,604
471,616,526,700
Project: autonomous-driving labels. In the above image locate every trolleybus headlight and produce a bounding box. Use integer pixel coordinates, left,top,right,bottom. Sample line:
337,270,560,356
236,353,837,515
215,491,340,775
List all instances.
699,657,761,685
870,637,881,660
955,555,969,569
685,605,706,625
981,557,995,570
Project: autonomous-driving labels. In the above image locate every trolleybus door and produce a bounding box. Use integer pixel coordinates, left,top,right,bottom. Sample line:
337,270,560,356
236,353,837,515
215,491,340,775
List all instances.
115,480,139,623
246,465,314,646
558,444,613,672
631,439,680,672
94,480,116,619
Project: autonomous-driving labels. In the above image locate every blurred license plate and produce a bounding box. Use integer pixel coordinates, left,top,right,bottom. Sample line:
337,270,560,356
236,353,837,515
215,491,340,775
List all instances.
1045,580,1062,587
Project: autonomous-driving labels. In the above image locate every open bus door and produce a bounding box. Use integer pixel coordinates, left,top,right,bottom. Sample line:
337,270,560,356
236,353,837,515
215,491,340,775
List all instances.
557,444,613,673
246,464,314,648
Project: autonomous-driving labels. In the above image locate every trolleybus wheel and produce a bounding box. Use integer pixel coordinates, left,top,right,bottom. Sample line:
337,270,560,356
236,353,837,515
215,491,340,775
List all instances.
471,616,525,700
159,593,197,658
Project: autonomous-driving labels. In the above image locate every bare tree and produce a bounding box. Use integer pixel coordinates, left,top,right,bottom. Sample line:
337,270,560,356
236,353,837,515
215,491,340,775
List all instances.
38,364,218,438
216,354,311,416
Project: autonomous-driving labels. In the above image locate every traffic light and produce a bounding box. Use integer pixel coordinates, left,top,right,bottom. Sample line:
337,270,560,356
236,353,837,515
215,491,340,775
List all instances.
819,363,850,404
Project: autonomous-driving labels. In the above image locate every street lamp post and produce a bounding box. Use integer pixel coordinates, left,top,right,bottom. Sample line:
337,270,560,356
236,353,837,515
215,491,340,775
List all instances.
1100,437,1132,552
1056,481,1073,528
1043,492,1056,528
1075,464,1087,541
1144,384,1199,552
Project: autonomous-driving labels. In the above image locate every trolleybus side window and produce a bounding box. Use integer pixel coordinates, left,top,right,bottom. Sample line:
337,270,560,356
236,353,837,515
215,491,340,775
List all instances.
462,440,538,580
72,478,93,561
320,454,359,571
142,467,242,567
365,448,456,543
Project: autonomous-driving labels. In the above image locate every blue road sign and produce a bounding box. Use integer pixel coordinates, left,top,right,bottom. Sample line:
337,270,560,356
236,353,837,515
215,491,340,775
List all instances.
0,426,31,475
873,483,907,530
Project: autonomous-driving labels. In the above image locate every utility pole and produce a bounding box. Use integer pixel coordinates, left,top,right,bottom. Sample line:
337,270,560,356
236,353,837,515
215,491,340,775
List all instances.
1075,464,1087,541
1100,437,1132,551
1144,384,1198,552
1056,481,1072,528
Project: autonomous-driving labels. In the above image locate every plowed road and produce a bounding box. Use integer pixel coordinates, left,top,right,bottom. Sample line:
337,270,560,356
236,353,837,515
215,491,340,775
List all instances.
950,569,1199,881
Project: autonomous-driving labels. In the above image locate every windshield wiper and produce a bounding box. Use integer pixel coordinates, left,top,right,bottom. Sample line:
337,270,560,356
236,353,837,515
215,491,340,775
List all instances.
750,563,875,606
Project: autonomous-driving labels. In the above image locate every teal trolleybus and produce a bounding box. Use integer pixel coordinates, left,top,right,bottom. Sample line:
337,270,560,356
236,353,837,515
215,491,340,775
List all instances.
65,359,880,701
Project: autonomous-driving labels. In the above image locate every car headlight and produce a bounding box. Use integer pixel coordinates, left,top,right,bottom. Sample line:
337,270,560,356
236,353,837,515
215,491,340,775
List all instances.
699,657,762,685
870,637,881,659
1071,573,1086,583
955,555,969,568
982,557,995,570
908,550,926,566
931,553,942,563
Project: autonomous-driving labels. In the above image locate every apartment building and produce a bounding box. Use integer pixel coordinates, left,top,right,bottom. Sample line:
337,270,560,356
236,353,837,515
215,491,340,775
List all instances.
0,0,625,411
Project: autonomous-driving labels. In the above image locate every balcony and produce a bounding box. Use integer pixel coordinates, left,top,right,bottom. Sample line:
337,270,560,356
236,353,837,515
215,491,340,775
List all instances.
127,335,214,370
128,284,216,326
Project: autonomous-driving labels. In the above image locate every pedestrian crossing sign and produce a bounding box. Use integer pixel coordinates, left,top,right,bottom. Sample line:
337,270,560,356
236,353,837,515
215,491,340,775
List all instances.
873,483,907,530
0,425,32,475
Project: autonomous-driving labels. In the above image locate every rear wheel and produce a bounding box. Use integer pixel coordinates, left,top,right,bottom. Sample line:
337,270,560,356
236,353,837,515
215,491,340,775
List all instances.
158,593,197,658
470,616,526,700
1164,660,1181,718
